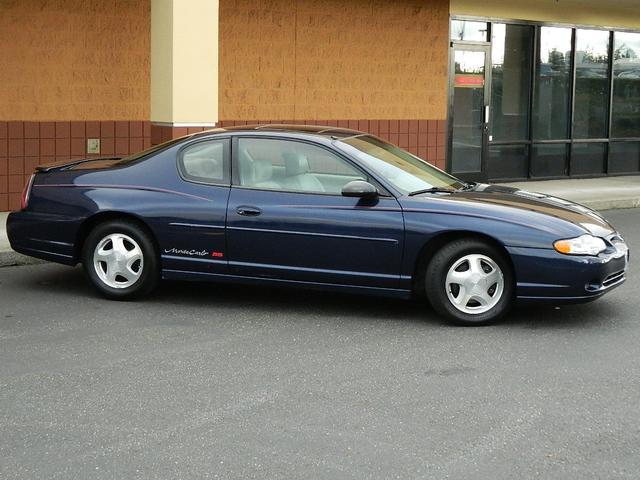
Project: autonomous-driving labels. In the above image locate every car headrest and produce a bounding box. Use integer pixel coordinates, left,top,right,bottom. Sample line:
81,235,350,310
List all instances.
283,152,310,177
253,159,273,184
239,148,272,185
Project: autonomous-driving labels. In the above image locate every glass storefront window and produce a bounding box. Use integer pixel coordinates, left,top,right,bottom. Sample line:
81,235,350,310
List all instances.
487,144,528,179
612,32,640,137
531,144,568,177
573,30,610,139
450,18,640,178
609,141,640,173
570,143,606,175
451,20,488,42
491,24,533,141
451,50,486,174
532,27,573,140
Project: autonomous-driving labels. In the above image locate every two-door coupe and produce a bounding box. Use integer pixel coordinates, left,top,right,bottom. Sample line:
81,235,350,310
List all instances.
7,125,630,324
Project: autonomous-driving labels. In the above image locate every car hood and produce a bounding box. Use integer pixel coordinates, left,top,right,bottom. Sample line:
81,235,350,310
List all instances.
401,183,615,238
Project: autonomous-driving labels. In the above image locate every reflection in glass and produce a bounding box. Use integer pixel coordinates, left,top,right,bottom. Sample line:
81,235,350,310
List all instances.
612,32,640,137
574,30,610,138
533,27,572,140
452,50,485,173
491,24,533,141
609,142,640,173
570,143,606,175
487,144,528,179
531,144,568,177
451,20,488,42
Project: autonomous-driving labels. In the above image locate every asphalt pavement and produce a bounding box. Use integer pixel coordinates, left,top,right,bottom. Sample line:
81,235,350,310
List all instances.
0,209,639,479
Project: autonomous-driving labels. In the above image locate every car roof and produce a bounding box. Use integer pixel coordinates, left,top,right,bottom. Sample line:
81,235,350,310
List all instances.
190,124,364,141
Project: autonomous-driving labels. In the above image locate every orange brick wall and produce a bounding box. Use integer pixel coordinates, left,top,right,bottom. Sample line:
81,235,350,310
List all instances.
0,0,150,121
0,121,152,211
219,0,450,120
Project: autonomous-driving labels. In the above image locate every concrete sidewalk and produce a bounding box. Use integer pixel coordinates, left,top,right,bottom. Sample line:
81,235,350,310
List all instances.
1,175,640,267
502,175,640,211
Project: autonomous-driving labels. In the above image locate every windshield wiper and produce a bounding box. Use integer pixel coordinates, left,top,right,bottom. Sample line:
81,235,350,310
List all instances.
408,186,456,196
458,181,477,191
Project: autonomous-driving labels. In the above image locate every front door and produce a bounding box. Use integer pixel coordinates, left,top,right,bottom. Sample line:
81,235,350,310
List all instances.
448,45,491,182
225,136,405,290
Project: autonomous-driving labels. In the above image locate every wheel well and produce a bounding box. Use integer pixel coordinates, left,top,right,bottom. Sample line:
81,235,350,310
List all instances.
412,231,515,296
74,212,159,263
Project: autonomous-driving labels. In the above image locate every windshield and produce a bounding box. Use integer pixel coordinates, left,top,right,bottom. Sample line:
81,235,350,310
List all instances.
335,135,465,194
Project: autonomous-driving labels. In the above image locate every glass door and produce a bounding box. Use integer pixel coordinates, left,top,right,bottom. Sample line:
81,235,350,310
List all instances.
448,45,491,181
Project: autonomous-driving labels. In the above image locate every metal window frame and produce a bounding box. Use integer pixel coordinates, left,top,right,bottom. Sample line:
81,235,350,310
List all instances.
448,15,640,180
446,41,492,182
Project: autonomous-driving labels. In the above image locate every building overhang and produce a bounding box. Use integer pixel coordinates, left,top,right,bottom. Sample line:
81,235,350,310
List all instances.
451,0,640,30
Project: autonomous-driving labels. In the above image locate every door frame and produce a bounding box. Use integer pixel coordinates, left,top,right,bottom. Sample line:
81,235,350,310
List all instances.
446,42,492,183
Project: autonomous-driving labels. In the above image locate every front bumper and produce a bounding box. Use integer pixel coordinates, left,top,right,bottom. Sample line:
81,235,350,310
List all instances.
507,237,629,304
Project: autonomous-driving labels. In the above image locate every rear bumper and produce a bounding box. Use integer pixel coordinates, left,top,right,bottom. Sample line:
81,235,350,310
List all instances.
6,211,81,265
507,245,629,304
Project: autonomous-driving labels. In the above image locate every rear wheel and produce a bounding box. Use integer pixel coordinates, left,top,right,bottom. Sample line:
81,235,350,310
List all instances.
82,220,159,299
425,239,513,325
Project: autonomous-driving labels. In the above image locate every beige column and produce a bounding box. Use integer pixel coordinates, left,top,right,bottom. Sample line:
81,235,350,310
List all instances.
150,0,218,139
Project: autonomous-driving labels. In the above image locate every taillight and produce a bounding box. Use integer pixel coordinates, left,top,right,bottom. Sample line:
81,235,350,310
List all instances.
21,174,36,210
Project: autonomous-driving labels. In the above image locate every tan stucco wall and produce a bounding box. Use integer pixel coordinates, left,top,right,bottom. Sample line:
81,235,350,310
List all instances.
219,0,450,120
0,0,150,121
451,0,640,30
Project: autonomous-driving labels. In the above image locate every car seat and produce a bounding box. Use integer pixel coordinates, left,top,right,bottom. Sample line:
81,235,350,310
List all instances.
281,152,325,192
238,148,280,189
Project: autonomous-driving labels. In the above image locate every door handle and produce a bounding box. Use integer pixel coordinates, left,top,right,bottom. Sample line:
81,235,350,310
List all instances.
236,205,262,216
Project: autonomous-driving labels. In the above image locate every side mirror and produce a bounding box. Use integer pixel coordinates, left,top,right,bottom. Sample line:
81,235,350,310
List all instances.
341,180,378,200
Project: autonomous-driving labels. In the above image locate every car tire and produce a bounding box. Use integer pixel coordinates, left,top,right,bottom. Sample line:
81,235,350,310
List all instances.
82,220,160,300
425,239,513,325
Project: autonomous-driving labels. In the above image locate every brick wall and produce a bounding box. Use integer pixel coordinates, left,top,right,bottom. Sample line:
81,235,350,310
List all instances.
214,0,450,188
151,119,447,170
0,0,152,211
217,120,447,168
0,121,152,211
1,0,450,211
219,0,450,121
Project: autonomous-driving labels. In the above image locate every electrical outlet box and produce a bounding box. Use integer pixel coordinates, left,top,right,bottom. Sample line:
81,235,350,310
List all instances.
87,138,100,154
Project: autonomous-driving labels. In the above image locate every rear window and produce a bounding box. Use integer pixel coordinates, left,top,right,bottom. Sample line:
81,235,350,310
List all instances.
115,137,186,165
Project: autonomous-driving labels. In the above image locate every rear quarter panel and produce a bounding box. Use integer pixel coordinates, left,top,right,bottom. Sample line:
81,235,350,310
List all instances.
22,145,230,273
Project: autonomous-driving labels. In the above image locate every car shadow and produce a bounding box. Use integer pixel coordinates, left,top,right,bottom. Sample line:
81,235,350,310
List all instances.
16,264,621,330
153,278,432,326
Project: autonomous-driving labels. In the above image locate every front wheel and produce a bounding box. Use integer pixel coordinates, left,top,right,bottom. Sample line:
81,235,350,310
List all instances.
425,239,514,325
82,220,159,300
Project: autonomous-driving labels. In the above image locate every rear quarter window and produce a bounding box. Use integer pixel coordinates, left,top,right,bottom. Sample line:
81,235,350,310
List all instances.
178,138,230,185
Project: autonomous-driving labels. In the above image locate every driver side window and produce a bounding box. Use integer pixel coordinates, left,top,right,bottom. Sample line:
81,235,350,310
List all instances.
236,138,365,194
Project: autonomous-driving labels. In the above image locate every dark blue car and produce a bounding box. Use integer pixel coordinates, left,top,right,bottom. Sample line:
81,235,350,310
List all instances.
6,125,630,325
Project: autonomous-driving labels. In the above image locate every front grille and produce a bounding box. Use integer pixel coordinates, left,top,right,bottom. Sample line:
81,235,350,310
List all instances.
586,269,626,292
602,270,625,288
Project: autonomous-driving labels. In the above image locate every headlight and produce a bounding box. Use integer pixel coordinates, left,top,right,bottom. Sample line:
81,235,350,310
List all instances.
554,234,607,256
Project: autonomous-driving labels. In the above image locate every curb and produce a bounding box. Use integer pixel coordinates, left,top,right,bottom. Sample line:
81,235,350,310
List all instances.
581,198,640,212
0,250,47,268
